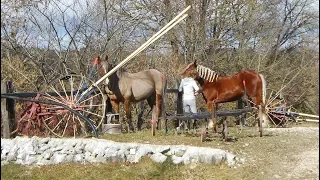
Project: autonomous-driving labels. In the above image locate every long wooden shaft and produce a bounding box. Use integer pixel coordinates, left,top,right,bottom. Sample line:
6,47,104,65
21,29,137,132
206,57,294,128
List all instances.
297,113,319,119
94,7,190,86
81,6,190,96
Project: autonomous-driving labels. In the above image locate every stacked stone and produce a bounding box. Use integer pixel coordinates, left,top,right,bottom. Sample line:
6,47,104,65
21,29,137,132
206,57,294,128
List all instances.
1,136,238,167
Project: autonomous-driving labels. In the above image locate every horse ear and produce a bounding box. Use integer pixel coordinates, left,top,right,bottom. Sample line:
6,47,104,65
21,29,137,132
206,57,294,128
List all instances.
193,60,197,67
104,55,108,62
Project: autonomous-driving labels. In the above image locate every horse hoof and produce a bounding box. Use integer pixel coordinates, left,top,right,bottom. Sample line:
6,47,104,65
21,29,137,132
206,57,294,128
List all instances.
223,140,230,144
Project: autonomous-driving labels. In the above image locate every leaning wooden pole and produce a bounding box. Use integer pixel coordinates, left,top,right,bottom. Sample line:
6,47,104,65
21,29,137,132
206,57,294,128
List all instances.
80,6,190,97
297,113,319,119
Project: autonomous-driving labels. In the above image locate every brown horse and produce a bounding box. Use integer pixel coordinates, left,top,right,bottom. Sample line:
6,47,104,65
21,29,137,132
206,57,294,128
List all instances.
182,60,268,141
96,55,167,132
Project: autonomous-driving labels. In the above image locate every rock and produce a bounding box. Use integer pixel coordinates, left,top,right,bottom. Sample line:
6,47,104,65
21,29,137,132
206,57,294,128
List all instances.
155,146,170,154
40,138,50,144
39,145,50,152
150,153,167,163
172,146,187,157
172,155,184,164
129,148,136,155
52,146,63,152
25,154,37,165
52,154,67,164
65,155,74,162
7,152,17,161
1,137,237,167
74,154,84,162
17,152,26,160
43,150,53,160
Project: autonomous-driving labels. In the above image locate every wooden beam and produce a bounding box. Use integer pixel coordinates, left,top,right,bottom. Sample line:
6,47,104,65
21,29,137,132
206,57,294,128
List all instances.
1,81,10,138
1,81,15,138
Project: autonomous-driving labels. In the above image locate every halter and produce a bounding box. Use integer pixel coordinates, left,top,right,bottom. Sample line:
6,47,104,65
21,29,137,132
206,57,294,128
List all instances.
196,65,218,82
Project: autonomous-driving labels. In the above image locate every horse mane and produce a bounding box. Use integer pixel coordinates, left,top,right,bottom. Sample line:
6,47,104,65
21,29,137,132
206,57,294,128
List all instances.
196,64,219,82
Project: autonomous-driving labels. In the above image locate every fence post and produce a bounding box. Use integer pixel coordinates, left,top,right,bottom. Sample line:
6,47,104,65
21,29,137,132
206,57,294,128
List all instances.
1,81,15,138
176,79,183,128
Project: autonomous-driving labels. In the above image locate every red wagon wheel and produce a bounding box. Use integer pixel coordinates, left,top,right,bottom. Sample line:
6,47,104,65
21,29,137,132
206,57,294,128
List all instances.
40,74,106,137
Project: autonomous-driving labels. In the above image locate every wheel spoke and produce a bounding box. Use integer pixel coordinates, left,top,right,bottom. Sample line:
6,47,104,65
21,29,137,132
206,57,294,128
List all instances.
59,79,70,101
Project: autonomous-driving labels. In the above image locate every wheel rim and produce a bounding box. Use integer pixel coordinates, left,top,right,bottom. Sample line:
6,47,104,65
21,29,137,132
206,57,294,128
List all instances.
40,74,106,137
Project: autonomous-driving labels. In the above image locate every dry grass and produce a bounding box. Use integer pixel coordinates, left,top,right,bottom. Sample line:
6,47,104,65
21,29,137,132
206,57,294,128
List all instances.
1,122,319,180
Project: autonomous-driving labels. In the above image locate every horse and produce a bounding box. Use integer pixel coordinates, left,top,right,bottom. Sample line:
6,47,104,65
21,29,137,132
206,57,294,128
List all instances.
96,55,167,132
181,60,268,141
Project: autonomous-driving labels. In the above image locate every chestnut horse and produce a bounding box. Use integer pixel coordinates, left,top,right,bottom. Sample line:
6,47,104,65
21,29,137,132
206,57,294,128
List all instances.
96,55,167,132
182,61,268,141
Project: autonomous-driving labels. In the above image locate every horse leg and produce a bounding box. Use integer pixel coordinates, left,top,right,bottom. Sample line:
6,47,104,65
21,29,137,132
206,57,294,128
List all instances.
212,104,218,134
207,102,214,128
137,101,145,131
207,102,218,134
109,99,119,117
155,94,163,130
258,105,263,137
124,99,134,132
222,117,228,142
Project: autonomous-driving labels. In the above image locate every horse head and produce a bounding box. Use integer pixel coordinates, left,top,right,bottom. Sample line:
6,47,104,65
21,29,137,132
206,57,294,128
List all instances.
97,55,113,86
181,60,199,79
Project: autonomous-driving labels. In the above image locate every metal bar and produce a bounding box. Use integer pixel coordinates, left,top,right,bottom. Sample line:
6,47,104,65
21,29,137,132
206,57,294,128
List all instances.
164,108,253,120
1,88,100,98
0,94,98,138
166,88,203,93
1,87,196,97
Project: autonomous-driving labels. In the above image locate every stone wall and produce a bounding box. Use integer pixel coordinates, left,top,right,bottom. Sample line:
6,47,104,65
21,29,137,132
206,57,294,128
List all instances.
1,136,239,166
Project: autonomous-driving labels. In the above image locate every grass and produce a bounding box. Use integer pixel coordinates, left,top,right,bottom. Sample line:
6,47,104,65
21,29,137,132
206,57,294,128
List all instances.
1,123,319,180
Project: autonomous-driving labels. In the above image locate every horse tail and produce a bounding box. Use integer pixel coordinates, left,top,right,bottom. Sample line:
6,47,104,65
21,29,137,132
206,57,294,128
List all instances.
259,73,269,127
259,73,267,105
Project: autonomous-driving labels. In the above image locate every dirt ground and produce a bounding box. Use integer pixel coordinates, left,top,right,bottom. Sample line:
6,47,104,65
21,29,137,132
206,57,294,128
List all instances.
102,122,319,180
250,125,319,180
1,122,319,180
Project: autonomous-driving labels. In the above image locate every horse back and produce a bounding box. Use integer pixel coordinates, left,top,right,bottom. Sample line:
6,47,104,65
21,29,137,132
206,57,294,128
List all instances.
238,70,262,92
202,69,261,103
120,69,166,101
141,69,166,94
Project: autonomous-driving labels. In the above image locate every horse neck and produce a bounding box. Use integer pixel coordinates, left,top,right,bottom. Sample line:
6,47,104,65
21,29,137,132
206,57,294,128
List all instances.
195,74,222,86
107,71,120,91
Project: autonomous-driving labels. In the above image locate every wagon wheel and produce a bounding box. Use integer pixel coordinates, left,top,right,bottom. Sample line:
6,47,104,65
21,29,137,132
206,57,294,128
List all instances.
40,74,106,137
264,89,293,127
244,89,292,130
